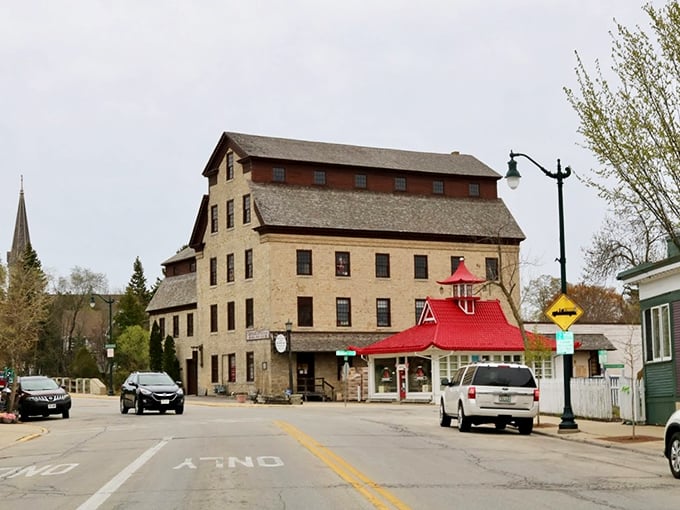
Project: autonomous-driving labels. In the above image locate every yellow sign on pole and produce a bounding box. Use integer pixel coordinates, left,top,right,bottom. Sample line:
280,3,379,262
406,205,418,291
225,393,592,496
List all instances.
545,293,584,331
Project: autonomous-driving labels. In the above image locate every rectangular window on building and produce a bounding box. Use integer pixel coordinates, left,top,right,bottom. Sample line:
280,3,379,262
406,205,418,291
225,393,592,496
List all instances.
273,167,285,182
227,253,234,282
375,253,390,278
433,180,444,194
243,194,251,224
414,255,428,279
335,251,350,277
228,353,236,382
187,313,194,337
297,297,313,327
297,250,312,275
210,304,218,332
226,199,234,228
211,354,219,383
644,304,672,362
336,298,351,327
226,152,234,180
469,182,480,197
313,170,326,185
159,318,165,338
355,174,367,189
415,298,426,323
210,204,218,233
376,298,391,327
245,298,254,328
245,249,253,279
227,301,235,330
394,176,406,191
451,256,462,274
209,257,217,286
485,257,499,281
172,315,179,338
246,352,255,382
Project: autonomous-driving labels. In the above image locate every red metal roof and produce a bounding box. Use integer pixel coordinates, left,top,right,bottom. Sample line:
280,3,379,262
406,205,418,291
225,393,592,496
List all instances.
350,297,553,355
436,257,485,285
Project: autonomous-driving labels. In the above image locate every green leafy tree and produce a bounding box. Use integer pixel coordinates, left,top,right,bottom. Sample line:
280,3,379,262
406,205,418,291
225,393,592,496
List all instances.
115,325,150,384
70,346,102,379
565,1,680,267
0,249,51,411
163,335,181,381
149,320,164,371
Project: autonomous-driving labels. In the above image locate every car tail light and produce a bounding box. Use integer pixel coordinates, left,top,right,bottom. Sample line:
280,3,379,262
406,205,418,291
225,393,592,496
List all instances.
533,388,540,402
467,386,476,399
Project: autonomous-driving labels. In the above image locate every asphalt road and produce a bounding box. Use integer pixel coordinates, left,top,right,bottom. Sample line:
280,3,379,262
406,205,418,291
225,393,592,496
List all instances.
0,397,677,510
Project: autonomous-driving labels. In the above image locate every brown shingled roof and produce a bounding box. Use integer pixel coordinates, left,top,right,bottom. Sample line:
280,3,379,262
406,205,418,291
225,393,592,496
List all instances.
251,183,524,241
205,132,500,178
146,272,197,313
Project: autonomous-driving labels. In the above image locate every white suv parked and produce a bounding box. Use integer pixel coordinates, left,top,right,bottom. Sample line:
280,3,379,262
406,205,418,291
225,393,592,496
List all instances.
664,409,680,478
439,362,539,435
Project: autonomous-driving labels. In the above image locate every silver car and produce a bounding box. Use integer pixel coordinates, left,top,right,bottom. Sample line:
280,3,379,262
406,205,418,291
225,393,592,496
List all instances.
440,362,539,435
664,409,680,478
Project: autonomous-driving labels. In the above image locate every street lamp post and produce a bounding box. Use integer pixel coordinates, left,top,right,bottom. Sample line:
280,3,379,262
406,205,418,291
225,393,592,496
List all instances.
286,320,293,394
90,294,115,397
505,150,578,432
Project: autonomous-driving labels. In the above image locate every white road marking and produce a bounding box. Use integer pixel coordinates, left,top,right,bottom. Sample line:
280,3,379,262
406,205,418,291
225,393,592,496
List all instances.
75,437,172,510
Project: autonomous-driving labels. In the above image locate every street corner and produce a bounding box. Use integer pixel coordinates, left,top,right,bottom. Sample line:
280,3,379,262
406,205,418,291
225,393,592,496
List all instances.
0,423,47,449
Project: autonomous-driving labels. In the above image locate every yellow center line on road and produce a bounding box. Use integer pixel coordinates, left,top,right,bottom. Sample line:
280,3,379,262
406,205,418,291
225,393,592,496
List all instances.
274,420,412,510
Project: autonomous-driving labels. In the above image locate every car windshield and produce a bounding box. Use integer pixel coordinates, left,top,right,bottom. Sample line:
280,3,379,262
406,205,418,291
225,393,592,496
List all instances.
21,377,59,391
138,373,175,386
472,366,536,388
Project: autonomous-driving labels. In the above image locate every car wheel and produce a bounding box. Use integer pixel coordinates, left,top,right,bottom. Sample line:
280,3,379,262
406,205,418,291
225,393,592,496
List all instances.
495,422,507,431
518,418,533,435
62,409,70,419
175,405,184,415
120,399,128,414
135,397,144,415
439,401,451,427
42,413,50,418
669,431,680,479
458,404,471,432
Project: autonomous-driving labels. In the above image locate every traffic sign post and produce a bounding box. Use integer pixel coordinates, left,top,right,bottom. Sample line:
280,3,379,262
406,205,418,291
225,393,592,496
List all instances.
545,293,584,331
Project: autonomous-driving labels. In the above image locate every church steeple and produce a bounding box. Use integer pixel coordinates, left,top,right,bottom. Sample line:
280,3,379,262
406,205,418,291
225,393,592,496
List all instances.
7,176,31,266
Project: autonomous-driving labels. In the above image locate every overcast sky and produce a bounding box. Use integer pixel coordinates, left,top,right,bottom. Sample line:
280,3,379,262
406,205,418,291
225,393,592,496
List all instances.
0,1,660,292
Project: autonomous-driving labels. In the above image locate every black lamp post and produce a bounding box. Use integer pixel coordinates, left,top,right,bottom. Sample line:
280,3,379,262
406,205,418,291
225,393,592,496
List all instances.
286,320,293,394
505,150,578,432
90,294,115,397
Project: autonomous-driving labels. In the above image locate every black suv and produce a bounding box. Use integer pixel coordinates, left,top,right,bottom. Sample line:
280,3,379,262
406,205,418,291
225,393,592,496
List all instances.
17,375,72,420
120,371,184,415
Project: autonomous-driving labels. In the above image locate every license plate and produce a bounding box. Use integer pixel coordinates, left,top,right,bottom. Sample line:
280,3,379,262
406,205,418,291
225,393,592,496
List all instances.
48,403,57,409
498,395,511,403
160,399,170,405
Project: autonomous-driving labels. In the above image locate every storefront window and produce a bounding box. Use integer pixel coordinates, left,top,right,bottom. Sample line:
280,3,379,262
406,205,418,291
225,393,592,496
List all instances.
407,357,432,392
375,360,397,393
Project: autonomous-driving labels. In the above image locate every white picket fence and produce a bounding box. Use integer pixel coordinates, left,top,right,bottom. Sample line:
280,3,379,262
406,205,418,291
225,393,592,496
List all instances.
538,377,645,423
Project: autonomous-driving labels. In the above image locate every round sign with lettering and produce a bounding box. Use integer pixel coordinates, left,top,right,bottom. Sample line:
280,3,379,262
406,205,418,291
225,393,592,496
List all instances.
275,334,287,353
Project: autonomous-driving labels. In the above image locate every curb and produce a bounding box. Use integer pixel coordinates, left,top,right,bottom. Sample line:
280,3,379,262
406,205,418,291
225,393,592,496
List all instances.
532,428,665,458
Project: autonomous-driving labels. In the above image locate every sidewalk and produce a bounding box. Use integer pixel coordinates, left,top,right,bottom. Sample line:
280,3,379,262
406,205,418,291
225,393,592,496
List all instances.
531,414,665,458
0,399,667,458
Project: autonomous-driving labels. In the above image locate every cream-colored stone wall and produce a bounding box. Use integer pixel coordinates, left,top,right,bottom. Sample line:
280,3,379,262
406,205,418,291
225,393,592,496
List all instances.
186,149,522,394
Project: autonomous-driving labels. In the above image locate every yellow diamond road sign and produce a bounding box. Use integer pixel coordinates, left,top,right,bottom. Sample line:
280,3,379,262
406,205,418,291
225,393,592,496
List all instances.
545,293,584,331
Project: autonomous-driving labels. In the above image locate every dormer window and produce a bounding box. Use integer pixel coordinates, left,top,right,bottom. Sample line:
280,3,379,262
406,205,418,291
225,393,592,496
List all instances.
314,170,326,185
433,180,444,194
469,182,480,197
394,176,406,191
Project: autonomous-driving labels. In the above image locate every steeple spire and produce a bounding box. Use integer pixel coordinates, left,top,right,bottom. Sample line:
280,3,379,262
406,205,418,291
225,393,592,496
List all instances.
7,176,31,266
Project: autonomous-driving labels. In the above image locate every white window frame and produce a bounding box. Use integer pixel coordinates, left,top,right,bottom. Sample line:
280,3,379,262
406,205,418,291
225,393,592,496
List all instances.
644,303,672,362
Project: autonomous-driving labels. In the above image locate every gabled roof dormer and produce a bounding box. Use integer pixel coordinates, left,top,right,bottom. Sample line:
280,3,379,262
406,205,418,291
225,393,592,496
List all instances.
436,257,484,315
